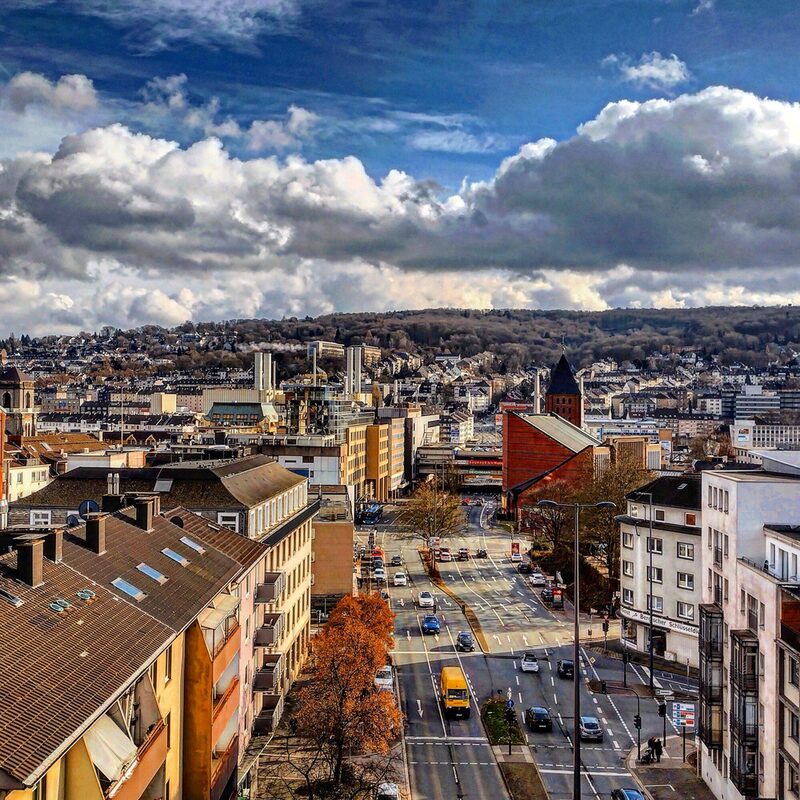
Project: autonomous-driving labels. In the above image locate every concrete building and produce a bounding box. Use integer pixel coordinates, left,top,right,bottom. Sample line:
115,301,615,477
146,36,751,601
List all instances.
733,382,780,421
344,423,368,501
366,422,390,502
730,419,800,461
443,410,474,445
617,475,702,667
259,434,347,486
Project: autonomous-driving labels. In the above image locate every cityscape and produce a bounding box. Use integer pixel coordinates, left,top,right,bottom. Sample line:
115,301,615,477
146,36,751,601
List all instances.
2,2,800,800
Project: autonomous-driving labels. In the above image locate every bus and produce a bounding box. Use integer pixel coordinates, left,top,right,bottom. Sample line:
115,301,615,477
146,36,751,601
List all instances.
359,502,384,525
440,666,470,719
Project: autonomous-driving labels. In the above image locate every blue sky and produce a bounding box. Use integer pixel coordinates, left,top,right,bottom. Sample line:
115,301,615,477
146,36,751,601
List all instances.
1,0,800,334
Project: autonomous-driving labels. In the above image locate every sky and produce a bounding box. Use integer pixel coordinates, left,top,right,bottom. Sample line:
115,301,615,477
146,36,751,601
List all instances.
1,1,800,336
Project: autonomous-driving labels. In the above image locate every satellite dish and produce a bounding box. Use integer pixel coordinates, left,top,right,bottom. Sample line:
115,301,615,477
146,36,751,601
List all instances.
78,499,100,520
66,514,81,528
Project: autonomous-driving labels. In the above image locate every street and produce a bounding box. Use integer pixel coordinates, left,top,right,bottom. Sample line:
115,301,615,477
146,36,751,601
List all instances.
362,501,698,799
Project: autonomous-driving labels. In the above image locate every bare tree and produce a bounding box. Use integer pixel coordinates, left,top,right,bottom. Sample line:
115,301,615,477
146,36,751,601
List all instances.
518,478,578,552
397,477,464,549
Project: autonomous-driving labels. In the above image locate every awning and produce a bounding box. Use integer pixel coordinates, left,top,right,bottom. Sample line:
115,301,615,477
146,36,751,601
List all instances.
198,606,230,630
213,593,240,614
84,714,137,782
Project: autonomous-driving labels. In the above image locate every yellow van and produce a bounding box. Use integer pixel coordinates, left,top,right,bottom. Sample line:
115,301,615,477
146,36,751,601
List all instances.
440,666,470,718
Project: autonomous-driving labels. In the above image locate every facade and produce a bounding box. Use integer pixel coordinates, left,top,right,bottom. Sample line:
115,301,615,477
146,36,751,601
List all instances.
259,434,347,486
617,475,702,667
0,366,37,438
343,423,367,501
311,486,356,613
4,457,51,502
730,419,800,460
698,462,800,800
366,422,390,502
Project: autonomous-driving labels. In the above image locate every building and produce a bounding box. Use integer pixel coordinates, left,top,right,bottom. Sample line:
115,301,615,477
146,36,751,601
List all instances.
617,475,702,667
258,434,347,486
733,382,780,421
442,411,474,445
730,419,800,460
0,366,37,438
311,486,356,617
602,435,664,471
697,457,800,800
545,354,583,427
366,422,390,501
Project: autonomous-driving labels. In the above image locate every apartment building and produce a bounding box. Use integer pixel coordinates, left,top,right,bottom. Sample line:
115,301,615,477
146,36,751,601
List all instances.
698,457,800,800
618,475,702,667
366,422,390,501
730,419,800,461
344,423,367,501
258,434,347,486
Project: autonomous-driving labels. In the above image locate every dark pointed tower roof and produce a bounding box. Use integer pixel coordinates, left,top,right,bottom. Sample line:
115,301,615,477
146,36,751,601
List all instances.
0,366,33,385
546,353,580,396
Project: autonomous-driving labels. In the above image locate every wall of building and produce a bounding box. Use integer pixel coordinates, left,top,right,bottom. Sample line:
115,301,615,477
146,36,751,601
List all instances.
311,519,355,599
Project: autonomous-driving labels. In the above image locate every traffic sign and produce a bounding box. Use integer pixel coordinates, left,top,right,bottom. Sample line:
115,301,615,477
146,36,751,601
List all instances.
672,702,695,727
506,698,515,709
656,689,675,699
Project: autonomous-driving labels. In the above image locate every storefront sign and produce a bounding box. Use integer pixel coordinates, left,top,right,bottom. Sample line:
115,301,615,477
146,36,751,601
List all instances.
620,608,698,635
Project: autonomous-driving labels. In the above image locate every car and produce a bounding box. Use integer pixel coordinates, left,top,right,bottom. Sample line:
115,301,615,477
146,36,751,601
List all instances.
458,547,470,560
456,631,475,651
530,571,547,586
524,706,553,732
373,560,384,571
461,497,470,506
418,591,435,608
518,562,533,574
610,791,646,800
557,659,575,679
422,615,441,635
476,548,488,558
511,551,523,563
540,586,554,604
374,665,394,691
520,652,540,673
374,568,386,583
390,555,402,567
579,716,603,741
439,549,453,562
393,572,407,587
376,782,400,800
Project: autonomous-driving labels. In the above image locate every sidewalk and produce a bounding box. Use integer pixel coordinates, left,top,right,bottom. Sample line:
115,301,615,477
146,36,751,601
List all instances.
626,735,715,800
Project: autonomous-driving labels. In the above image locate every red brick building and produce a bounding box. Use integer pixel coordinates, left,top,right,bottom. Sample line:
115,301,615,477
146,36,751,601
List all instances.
545,353,583,427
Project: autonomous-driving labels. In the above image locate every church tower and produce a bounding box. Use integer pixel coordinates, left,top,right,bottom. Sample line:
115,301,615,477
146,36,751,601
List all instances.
0,366,37,438
545,353,583,427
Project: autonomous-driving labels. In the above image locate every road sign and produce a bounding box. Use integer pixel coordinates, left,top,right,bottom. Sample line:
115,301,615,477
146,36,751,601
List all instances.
672,702,695,728
589,657,596,665
656,689,675,699
506,698,515,709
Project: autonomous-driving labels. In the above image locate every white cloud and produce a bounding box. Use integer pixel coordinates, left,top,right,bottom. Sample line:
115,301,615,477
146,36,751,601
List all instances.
691,0,714,16
604,51,691,90
2,72,98,114
140,74,189,112
246,105,318,151
408,129,507,154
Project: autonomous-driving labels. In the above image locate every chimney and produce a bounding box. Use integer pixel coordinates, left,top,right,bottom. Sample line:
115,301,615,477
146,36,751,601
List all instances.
113,473,120,494
44,528,63,563
107,472,114,494
102,493,126,512
86,512,108,554
17,537,44,587
132,496,155,531
533,370,541,414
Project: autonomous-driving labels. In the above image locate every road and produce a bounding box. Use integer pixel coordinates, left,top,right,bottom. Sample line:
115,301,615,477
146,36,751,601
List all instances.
359,499,700,799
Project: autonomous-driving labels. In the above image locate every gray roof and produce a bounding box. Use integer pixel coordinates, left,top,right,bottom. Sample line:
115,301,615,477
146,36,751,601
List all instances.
515,413,600,453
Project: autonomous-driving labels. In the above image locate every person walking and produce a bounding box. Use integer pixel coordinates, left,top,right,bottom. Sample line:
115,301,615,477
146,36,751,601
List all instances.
653,738,663,763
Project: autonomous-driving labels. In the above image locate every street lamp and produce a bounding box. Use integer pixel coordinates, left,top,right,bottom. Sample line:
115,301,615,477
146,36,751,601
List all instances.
537,498,616,800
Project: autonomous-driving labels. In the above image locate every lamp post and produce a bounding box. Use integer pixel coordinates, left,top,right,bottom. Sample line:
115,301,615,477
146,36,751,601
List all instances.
537,498,616,800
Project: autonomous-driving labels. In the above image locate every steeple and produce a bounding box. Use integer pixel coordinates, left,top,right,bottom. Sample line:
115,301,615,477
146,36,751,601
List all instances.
546,353,580,397
544,353,582,427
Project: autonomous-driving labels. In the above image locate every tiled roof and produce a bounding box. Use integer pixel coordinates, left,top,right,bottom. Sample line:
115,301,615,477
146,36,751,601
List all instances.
0,366,33,384
0,552,172,786
546,354,580,396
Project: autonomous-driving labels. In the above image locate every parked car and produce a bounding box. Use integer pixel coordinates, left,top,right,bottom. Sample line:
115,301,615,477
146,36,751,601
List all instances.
476,548,488,558
557,659,575,679
456,631,475,651
524,706,553,732
579,716,603,741
461,497,471,506
374,568,386,583
458,547,470,561
376,783,399,800
518,562,533,574
540,586,554,604
374,665,394,691
511,551,523,563
520,652,540,673
422,615,441,635
610,791,646,800
530,571,547,586
390,555,402,567
418,591,435,608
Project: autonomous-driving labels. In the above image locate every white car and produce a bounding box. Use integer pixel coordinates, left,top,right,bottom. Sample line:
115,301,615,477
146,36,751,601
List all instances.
374,568,386,583
393,572,407,587
530,571,547,586
376,783,399,800
374,665,394,692
418,590,435,608
520,652,540,673
511,551,523,563
439,549,453,562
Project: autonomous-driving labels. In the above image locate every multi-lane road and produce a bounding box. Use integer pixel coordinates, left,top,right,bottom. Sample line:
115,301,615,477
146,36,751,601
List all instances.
363,501,698,800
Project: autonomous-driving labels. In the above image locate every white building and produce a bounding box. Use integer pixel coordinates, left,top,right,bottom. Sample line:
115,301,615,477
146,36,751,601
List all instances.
618,474,702,668
698,454,800,800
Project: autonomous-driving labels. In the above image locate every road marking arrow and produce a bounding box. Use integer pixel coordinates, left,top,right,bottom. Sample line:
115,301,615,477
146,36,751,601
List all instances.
417,700,424,718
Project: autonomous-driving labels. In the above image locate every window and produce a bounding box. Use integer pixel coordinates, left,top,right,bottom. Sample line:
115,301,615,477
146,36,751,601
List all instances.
685,512,697,526
647,566,663,583
707,485,712,508
179,536,205,554
677,601,694,620
217,512,240,532
647,537,663,554
723,490,729,513
137,563,168,584
165,644,172,683
647,594,663,613
623,588,634,606
655,509,665,521
630,504,639,517
622,560,634,578
723,534,729,558
792,658,800,687
162,548,189,566
165,712,171,749
30,510,51,527
677,542,695,560
759,601,766,630
789,765,799,796
623,531,634,549
32,776,46,800
677,572,695,590
111,577,147,601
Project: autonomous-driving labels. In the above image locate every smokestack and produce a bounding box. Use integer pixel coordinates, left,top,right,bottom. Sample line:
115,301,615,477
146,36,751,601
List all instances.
272,358,277,393
534,370,541,414
113,473,120,494
44,529,63,563
17,537,44,587
354,346,362,395
312,348,317,387
132,496,156,531
86,513,108,554
579,374,585,428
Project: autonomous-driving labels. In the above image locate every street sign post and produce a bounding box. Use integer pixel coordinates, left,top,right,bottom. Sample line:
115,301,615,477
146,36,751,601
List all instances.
672,702,695,763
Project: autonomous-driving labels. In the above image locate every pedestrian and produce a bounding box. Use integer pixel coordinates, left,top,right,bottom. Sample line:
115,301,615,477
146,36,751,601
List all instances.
653,738,662,763
647,736,656,751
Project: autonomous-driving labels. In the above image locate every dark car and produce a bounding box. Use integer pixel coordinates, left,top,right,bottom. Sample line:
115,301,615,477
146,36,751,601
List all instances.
422,615,441,635
476,548,488,558
373,558,384,570
524,706,553,732
390,555,402,567
557,659,575,679
610,791,646,800
518,562,533,574
456,631,475,651
540,586,554,604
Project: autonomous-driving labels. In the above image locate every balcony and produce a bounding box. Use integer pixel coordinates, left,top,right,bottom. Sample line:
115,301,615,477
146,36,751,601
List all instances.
731,630,759,693
108,719,167,800
253,694,285,734
254,613,284,648
730,753,759,798
254,654,284,692
212,677,240,747
210,735,239,800
256,572,285,604
698,700,723,750
699,604,724,661
782,622,800,653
